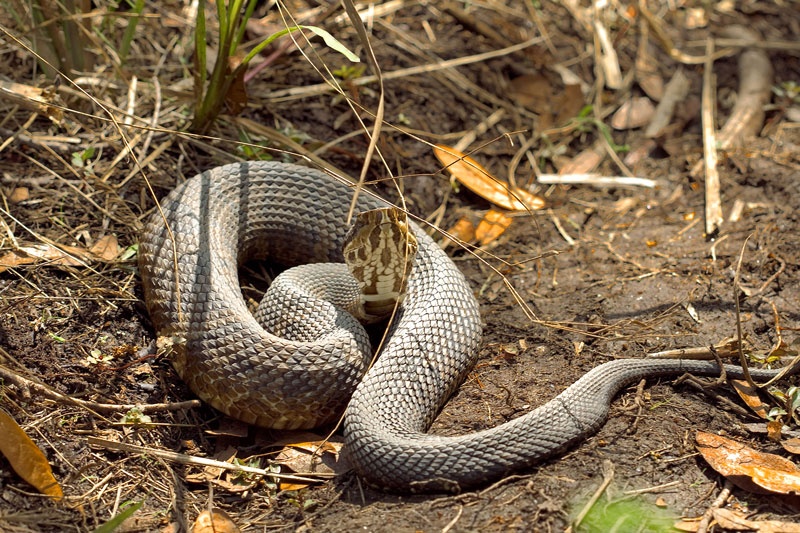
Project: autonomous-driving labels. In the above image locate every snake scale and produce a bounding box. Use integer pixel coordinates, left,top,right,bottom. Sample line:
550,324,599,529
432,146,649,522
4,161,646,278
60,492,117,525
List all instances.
140,161,795,492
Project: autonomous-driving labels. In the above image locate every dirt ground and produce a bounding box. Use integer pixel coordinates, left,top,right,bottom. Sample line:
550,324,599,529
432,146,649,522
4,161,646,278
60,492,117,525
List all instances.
2,1,800,531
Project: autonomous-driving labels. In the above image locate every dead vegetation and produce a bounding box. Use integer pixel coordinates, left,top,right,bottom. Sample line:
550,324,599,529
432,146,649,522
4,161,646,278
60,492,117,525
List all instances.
1,0,800,531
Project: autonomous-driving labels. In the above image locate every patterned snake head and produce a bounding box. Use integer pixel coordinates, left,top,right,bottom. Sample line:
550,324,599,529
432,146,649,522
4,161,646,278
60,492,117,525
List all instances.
343,208,418,323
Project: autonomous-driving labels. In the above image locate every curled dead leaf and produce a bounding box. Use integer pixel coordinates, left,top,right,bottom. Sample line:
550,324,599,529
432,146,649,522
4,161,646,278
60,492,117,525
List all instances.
9,187,29,203
442,218,476,249
696,431,800,495
0,409,63,501
713,507,800,532
192,509,240,533
433,145,544,211
782,438,800,455
611,97,655,130
731,380,769,419
0,236,121,274
89,235,120,261
0,80,63,124
558,141,605,175
475,210,513,245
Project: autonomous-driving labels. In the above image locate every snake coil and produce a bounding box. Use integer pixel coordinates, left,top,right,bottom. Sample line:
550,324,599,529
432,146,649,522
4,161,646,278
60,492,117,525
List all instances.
140,161,795,492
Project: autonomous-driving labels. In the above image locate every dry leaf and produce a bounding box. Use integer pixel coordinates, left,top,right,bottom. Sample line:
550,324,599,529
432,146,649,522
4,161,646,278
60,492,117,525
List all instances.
738,464,800,495
285,440,340,454
442,218,476,249
713,507,800,532
475,210,513,245
674,517,701,532
225,55,248,116
0,237,122,273
260,430,334,448
433,145,544,211
9,187,29,203
507,74,554,115
0,244,87,273
781,438,800,455
0,80,63,123
731,380,769,419
767,420,784,442
636,47,664,102
507,75,583,128
611,97,655,130
89,235,119,261
554,84,585,127
0,408,63,501
192,509,240,533
557,141,605,175
696,431,800,495
274,439,349,490
185,446,257,493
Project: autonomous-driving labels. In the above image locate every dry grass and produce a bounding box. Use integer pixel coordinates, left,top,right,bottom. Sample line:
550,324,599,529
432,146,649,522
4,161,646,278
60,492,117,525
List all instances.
1,1,800,531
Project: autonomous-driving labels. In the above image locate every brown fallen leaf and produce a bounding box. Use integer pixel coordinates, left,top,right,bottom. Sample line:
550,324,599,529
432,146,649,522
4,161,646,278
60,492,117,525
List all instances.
475,210,513,245
89,235,120,261
0,244,87,273
0,408,63,501
274,439,349,490
0,237,121,274
0,80,63,124
433,145,544,211
185,446,258,493
767,420,784,443
554,84,585,128
508,74,554,115
557,140,605,175
696,431,800,495
225,55,248,116
713,507,800,532
192,509,240,533
636,52,664,101
442,217,476,249
9,187,29,203
738,463,800,495
611,97,655,130
731,380,769,419
782,438,800,455
673,517,701,532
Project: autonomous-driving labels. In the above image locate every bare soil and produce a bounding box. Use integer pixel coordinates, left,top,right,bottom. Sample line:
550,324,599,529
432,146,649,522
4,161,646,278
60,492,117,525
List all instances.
1,1,800,531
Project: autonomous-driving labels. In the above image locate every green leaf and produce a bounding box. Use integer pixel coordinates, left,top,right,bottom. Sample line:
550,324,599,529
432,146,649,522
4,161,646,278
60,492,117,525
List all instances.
302,25,360,63
92,501,143,533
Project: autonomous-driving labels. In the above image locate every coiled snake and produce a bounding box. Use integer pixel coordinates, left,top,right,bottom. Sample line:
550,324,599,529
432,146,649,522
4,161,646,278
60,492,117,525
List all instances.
140,161,794,492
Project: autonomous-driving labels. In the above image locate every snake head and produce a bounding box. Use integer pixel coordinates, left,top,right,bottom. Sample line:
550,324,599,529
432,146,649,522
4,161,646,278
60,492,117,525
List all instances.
343,207,418,323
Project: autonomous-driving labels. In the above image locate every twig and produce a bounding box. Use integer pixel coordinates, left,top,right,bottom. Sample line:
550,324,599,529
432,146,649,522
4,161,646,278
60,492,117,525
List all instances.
339,0,386,224
567,460,614,533
86,437,329,483
690,26,773,178
0,363,200,416
701,39,722,236
732,236,756,388
266,36,545,102
547,209,575,246
622,480,680,495
537,174,656,188
647,337,740,359
696,480,732,533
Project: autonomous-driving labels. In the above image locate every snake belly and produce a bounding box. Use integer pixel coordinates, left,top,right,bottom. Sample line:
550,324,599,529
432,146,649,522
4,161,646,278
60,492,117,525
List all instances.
140,161,794,493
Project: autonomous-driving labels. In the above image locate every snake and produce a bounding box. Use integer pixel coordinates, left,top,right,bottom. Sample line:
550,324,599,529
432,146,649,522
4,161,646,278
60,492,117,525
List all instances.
139,161,796,493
